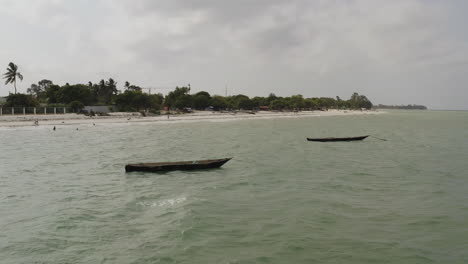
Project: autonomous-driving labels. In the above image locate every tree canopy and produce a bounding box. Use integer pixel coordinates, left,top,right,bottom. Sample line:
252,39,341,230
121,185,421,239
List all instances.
3,62,23,94
2,75,376,112
4,94,39,107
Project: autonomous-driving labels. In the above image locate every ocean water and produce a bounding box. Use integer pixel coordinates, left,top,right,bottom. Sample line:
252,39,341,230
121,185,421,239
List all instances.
0,110,467,263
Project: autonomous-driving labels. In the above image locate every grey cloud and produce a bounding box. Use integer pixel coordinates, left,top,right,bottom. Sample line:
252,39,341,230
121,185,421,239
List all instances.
124,0,284,22
0,0,467,109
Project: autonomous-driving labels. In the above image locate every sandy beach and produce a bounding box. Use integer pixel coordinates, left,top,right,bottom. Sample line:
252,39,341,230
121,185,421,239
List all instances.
0,110,384,128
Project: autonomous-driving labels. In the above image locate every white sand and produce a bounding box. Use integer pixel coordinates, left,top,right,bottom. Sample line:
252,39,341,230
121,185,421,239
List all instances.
0,110,384,128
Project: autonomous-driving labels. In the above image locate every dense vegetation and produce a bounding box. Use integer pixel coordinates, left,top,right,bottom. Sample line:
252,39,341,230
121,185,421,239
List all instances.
374,104,427,110
164,88,373,111
2,79,374,111
2,62,374,112
4,78,165,111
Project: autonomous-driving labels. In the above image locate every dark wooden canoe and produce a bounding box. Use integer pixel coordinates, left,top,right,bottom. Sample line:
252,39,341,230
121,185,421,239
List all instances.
125,158,232,172
307,135,369,142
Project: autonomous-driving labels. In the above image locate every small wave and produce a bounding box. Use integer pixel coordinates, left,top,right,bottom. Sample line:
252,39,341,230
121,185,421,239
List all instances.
137,196,187,208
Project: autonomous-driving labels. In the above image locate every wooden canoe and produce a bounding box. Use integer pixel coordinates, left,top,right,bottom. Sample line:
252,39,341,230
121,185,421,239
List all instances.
306,135,369,142
125,158,232,172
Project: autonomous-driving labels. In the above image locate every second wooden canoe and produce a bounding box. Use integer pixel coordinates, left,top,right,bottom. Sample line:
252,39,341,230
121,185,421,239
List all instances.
306,135,369,142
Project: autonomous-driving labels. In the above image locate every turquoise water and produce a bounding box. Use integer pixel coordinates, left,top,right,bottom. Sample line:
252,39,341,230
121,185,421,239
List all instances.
1,111,467,263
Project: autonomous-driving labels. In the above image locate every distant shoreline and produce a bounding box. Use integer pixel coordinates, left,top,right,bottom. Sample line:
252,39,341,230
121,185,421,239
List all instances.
374,104,427,110
0,110,384,128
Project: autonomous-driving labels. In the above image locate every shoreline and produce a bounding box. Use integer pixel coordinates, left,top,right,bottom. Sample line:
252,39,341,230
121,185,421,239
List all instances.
0,110,384,128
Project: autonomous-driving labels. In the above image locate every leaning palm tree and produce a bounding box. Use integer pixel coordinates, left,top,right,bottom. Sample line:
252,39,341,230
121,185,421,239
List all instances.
3,62,23,94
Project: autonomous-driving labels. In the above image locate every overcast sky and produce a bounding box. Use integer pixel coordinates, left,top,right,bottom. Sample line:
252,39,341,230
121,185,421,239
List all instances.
0,0,467,109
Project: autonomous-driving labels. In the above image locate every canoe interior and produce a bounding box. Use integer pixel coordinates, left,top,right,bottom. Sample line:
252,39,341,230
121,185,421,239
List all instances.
125,158,232,172
307,135,369,142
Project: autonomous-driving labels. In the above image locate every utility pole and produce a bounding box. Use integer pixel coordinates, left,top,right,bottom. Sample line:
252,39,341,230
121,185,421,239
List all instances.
142,88,152,94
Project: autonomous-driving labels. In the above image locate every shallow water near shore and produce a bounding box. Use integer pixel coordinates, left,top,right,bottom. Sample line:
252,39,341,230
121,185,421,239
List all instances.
1,110,467,263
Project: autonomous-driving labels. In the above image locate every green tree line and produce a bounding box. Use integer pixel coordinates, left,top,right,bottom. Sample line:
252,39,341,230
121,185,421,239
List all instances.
2,80,373,111
2,62,373,112
2,78,165,111
165,87,373,111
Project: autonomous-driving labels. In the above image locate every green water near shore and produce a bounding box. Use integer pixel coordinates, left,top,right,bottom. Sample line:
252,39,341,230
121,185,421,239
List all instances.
1,111,467,263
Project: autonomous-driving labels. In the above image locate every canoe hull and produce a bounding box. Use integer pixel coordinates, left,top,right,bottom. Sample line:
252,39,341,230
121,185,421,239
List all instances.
125,158,231,172
307,136,369,142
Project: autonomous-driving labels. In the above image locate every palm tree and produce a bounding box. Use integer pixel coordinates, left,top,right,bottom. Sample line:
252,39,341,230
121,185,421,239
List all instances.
3,62,23,94
105,78,118,104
